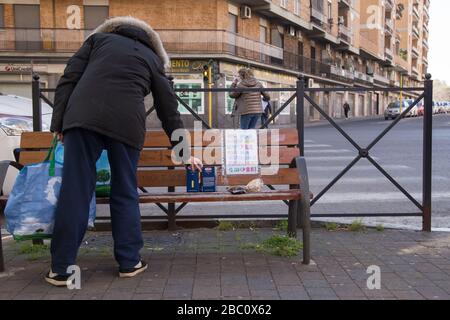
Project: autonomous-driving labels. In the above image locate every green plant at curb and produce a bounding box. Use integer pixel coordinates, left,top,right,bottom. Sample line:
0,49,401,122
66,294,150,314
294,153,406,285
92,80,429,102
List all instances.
18,243,50,261
376,224,385,232
348,219,366,232
274,220,288,231
217,221,234,231
324,222,339,231
240,235,303,257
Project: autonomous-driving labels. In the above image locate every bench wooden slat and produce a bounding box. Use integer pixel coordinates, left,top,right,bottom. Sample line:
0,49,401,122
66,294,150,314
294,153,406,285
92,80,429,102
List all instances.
20,128,299,149
18,147,299,167
137,168,300,187
96,190,301,204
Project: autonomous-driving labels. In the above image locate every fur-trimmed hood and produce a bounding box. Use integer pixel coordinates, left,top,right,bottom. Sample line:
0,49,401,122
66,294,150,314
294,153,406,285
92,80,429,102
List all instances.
89,16,170,69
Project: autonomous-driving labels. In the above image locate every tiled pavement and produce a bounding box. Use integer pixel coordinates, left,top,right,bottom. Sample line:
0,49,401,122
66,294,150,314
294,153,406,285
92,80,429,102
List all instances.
1,227,450,300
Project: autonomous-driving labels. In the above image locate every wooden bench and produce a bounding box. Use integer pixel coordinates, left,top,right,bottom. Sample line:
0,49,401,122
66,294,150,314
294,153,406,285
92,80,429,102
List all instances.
0,128,312,272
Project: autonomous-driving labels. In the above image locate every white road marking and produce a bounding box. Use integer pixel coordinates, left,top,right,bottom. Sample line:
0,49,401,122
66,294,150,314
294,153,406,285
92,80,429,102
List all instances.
305,144,332,148
309,176,450,184
313,192,450,203
305,149,353,154
306,156,380,161
306,164,413,171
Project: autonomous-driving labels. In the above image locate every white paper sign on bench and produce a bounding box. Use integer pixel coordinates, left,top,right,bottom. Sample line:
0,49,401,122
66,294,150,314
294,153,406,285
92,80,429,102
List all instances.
224,130,259,175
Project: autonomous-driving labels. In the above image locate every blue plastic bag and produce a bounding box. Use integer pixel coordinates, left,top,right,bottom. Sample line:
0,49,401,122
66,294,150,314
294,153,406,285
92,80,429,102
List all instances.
5,137,96,241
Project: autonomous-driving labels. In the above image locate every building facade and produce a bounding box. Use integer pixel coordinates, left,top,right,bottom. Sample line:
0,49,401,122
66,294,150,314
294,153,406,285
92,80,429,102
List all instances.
0,0,430,128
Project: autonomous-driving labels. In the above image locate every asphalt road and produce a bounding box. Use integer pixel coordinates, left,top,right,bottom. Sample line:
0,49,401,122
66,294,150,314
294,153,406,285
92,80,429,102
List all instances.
98,113,450,230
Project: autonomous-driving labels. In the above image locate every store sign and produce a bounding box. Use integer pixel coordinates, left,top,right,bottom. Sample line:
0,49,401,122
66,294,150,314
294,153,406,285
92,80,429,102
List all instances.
170,60,208,73
224,130,259,175
4,65,32,73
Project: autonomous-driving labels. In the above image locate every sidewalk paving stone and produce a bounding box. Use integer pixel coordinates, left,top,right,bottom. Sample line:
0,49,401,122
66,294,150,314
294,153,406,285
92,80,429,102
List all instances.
1,227,450,300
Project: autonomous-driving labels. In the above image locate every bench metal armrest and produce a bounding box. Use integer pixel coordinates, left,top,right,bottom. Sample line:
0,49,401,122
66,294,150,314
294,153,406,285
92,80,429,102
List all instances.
0,160,23,196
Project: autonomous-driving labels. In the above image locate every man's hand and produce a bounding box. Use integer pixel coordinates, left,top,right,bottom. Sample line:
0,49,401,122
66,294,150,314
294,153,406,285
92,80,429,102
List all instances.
185,156,203,172
54,132,64,143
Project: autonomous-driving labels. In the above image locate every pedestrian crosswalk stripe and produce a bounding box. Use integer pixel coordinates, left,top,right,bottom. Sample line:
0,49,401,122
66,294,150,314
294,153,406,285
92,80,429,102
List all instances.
307,165,412,171
305,149,353,154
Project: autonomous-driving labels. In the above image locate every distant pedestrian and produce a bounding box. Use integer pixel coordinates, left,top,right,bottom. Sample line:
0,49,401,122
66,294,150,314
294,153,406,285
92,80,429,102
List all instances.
229,68,270,129
343,102,350,119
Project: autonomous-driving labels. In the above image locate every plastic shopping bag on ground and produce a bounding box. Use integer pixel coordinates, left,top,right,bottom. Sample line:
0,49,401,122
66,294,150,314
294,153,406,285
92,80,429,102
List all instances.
5,136,96,241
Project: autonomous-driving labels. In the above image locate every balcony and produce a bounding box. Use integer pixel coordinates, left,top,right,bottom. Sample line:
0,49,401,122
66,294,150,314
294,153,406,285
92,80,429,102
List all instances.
330,65,355,83
374,73,390,85
354,70,374,85
283,52,333,79
385,19,394,35
385,48,394,61
385,0,394,11
310,5,331,33
423,4,430,17
338,24,353,44
339,0,350,8
412,25,420,39
423,38,429,49
412,6,420,20
252,2,311,31
423,56,428,65
0,28,287,64
411,66,419,78
411,45,420,58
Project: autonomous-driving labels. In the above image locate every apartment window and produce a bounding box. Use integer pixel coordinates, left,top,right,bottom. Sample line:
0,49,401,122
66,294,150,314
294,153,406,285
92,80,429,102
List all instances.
14,4,41,51
174,80,204,115
280,0,288,9
312,0,323,11
84,5,109,30
271,28,283,48
327,0,332,20
260,26,267,43
228,13,238,33
294,0,300,16
0,5,4,28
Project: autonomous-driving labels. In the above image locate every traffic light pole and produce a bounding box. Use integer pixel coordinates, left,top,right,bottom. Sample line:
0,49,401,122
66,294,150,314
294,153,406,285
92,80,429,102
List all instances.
208,65,213,128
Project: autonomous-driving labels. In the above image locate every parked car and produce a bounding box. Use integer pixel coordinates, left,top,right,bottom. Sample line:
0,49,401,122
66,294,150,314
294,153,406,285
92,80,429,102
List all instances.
417,101,424,116
384,100,409,120
445,102,450,113
0,94,52,194
405,99,418,117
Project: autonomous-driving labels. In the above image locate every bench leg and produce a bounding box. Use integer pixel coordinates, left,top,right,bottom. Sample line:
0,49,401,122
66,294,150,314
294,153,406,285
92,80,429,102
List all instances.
295,157,311,265
167,203,177,231
287,200,297,238
299,199,311,265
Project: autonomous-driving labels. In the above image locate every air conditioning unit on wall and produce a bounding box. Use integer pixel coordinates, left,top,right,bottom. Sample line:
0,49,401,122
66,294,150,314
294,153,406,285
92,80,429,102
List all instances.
240,6,252,19
288,26,296,37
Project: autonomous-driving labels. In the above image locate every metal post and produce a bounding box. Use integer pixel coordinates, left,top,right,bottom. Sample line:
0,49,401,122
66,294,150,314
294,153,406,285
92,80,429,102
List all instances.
422,73,433,232
167,75,177,231
32,74,42,132
296,75,305,156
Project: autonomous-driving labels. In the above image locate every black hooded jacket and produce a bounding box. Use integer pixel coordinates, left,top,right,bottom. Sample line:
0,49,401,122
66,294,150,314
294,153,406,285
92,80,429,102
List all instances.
50,17,183,150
